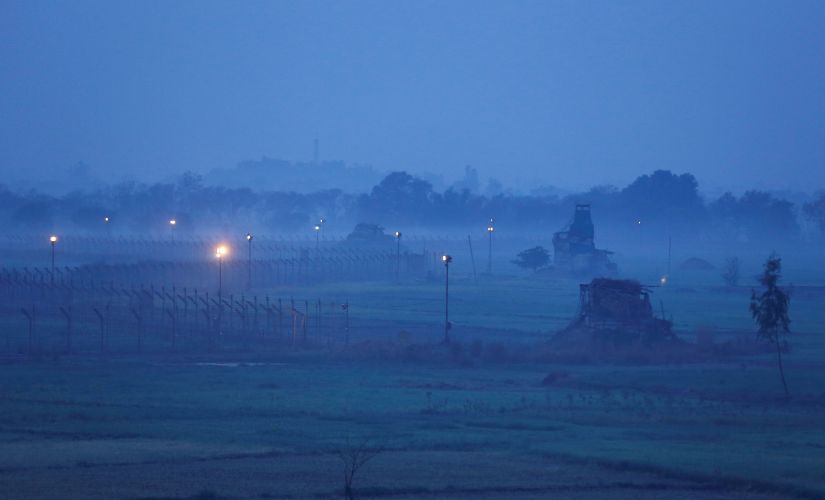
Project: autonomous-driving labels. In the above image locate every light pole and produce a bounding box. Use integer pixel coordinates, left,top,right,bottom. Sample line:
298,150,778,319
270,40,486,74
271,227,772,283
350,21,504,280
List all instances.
314,224,321,250
342,301,349,345
49,235,58,286
245,233,253,290
442,254,452,343
487,219,494,275
215,245,228,300
169,219,177,245
319,217,326,239
394,231,402,282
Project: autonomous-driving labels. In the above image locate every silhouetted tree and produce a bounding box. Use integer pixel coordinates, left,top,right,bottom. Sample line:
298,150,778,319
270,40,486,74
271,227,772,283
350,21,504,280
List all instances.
710,191,799,242
803,193,825,236
512,246,550,272
357,171,438,224
619,170,705,230
721,257,740,287
750,254,791,399
336,437,382,500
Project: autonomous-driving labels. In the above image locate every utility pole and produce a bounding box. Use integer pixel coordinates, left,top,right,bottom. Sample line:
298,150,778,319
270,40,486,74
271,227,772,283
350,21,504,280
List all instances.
442,255,452,343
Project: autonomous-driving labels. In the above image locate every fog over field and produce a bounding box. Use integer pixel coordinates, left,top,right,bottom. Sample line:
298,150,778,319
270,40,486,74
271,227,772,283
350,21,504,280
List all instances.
1,2,824,499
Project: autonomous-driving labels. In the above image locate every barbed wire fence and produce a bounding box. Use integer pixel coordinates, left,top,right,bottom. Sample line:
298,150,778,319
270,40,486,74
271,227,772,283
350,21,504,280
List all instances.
0,276,371,356
0,233,546,356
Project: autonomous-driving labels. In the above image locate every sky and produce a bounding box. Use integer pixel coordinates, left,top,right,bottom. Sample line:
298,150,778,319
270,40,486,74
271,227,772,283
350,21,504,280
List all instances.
1,0,823,193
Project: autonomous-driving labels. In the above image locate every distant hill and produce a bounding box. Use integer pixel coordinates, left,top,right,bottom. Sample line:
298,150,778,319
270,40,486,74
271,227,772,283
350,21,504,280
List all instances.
204,157,384,193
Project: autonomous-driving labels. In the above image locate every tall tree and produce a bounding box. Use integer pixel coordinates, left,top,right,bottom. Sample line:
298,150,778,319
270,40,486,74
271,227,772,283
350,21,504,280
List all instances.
750,254,791,399
721,257,740,287
803,193,825,236
619,170,706,230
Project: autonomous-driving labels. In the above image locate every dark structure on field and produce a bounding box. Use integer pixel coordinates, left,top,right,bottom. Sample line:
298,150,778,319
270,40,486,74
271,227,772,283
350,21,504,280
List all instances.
575,278,673,342
552,204,616,275
341,223,428,277
344,223,395,247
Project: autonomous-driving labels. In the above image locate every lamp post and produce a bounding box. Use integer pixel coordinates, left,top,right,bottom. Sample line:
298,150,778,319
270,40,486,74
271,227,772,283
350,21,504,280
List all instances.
341,301,349,345
319,217,326,239
49,235,58,286
487,219,494,275
246,233,253,290
442,254,452,343
394,231,402,282
314,224,321,250
215,245,228,300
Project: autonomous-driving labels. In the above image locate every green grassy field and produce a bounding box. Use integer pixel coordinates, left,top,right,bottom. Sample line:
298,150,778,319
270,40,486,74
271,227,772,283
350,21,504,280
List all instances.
1,262,824,499
1,356,824,499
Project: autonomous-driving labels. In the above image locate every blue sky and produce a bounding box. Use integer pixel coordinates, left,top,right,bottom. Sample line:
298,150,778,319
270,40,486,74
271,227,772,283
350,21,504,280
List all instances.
1,0,823,192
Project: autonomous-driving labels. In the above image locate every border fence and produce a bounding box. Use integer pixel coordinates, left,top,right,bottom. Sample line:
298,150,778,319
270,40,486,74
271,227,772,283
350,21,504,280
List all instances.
0,278,356,355
3,251,427,290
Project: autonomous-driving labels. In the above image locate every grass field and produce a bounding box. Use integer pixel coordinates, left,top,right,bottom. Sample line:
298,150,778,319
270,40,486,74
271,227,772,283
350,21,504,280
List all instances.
1,257,824,499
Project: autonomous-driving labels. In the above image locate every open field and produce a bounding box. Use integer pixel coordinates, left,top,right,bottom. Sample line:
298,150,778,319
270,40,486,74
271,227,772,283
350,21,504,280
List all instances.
1,354,824,499
1,259,824,499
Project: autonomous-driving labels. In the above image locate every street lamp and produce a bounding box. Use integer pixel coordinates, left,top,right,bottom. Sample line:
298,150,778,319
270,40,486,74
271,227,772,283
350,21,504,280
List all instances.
314,224,321,250
215,245,228,299
104,216,110,223
487,219,494,275
246,233,253,290
317,217,327,247
341,301,350,345
169,219,177,243
394,231,402,282
442,254,452,343
49,235,58,286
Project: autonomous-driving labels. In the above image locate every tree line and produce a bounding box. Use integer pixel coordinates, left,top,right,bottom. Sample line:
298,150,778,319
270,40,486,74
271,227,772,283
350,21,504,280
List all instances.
1,169,823,244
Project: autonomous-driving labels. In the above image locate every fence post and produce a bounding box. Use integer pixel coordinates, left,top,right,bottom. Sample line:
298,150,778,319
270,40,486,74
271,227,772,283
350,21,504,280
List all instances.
59,306,72,353
93,307,105,353
131,307,143,351
21,305,34,355
165,309,176,352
